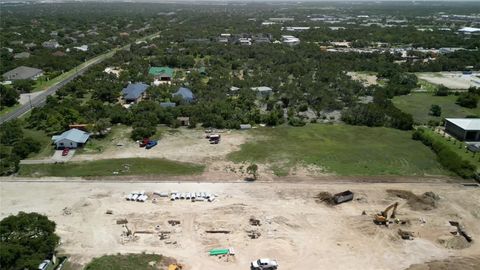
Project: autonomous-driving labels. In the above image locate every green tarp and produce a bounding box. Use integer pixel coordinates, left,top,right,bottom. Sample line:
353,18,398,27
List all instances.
209,249,229,256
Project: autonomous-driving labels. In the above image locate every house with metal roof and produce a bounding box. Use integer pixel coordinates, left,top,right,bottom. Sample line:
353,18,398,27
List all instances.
121,82,149,103
2,66,43,81
160,102,176,108
51,128,90,149
445,118,480,141
251,86,273,97
173,87,195,102
149,66,174,81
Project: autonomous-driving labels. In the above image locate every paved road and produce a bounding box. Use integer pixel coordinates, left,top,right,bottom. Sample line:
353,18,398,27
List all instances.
0,58,104,124
0,32,161,124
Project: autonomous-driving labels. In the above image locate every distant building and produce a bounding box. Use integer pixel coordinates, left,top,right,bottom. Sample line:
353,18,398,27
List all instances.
51,128,90,149
121,82,149,104
269,17,294,22
458,27,480,34
285,26,310,31
281,35,300,46
13,52,30,59
2,66,43,81
42,40,60,49
173,87,195,102
73,45,88,52
104,67,122,78
160,102,176,108
445,118,480,141
251,86,273,97
149,66,174,81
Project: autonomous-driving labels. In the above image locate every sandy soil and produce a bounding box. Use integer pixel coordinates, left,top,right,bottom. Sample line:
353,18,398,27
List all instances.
347,72,378,86
1,180,479,270
73,129,249,164
417,72,480,90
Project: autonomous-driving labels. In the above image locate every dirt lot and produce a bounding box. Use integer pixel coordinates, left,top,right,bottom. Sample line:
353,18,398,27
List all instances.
73,129,248,164
1,180,479,270
347,71,378,86
417,72,480,90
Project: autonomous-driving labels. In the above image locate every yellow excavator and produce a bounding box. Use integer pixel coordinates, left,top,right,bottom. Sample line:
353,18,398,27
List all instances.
374,202,399,225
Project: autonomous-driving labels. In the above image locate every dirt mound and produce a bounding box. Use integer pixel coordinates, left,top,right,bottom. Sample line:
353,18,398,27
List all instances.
405,256,480,270
438,235,472,250
386,190,439,211
314,192,335,205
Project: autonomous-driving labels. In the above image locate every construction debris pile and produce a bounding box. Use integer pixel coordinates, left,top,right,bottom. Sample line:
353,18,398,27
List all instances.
386,190,439,211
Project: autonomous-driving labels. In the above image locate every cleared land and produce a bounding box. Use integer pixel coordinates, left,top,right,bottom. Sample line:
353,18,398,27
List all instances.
1,181,479,270
228,125,449,177
18,158,204,177
393,93,480,124
416,72,480,90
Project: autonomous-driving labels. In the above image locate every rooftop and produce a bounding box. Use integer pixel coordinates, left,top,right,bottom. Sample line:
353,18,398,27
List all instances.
122,82,149,100
149,66,174,77
2,66,43,81
51,128,90,144
446,118,480,130
173,87,194,101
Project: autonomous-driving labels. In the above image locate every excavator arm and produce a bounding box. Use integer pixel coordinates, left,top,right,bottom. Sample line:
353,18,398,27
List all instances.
374,202,399,225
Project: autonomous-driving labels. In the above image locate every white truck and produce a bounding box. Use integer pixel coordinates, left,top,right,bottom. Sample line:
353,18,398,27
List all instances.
251,258,278,270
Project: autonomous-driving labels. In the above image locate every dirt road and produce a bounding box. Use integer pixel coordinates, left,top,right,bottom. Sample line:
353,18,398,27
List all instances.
1,180,479,270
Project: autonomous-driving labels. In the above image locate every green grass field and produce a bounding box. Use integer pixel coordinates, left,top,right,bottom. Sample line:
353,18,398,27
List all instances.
393,93,480,124
228,124,449,176
18,158,204,177
84,254,165,270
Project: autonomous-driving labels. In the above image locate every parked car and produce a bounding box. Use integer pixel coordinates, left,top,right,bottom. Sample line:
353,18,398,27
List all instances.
146,140,158,149
251,259,278,270
139,138,150,147
38,260,51,270
62,148,70,156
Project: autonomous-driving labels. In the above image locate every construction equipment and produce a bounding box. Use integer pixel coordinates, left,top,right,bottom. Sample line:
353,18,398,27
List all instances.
168,264,182,270
374,202,399,225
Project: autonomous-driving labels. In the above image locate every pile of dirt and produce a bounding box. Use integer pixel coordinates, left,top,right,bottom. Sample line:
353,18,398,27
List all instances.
386,190,439,211
405,256,480,270
438,235,472,250
314,192,335,205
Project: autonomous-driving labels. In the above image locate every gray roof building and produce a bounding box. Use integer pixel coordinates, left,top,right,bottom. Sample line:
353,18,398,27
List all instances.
13,52,31,59
2,66,43,81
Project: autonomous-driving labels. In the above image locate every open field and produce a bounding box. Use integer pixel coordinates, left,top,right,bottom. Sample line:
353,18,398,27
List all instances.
18,158,204,177
416,72,480,90
228,125,449,177
0,180,479,270
393,93,480,124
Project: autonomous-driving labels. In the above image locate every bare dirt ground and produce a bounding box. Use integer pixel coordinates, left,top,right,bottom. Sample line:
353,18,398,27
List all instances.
417,72,480,90
1,180,479,270
73,129,248,164
347,71,378,86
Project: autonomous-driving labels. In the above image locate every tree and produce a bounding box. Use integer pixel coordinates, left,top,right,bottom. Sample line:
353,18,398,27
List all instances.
0,212,60,270
12,137,41,159
429,104,442,117
92,118,111,136
246,163,258,180
12,79,34,93
456,93,478,108
0,85,19,108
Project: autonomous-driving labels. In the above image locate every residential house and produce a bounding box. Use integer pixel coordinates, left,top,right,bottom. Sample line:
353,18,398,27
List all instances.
121,82,149,104
51,128,90,149
160,102,176,108
173,87,195,102
42,40,60,49
13,52,30,59
149,66,174,84
2,66,43,81
282,35,300,46
445,118,480,141
251,86,273,97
